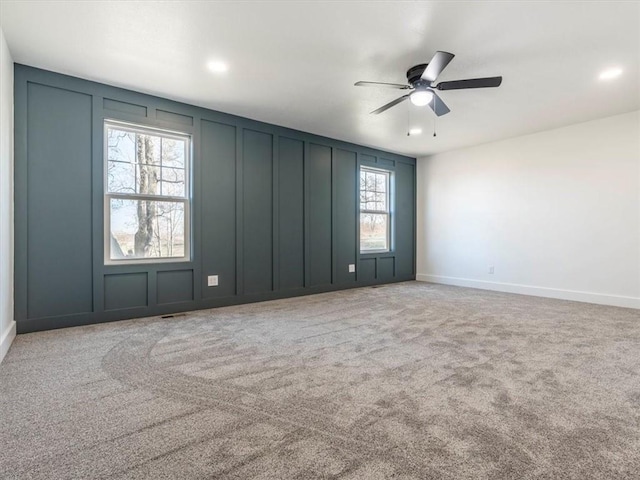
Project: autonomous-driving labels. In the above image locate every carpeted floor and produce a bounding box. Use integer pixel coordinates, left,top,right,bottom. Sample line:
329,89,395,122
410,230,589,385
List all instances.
1,281,639,479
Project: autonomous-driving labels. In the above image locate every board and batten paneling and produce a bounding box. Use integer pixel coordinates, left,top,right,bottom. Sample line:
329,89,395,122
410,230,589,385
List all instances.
394,162,416,278
278,137,305,290
306,143,333,287
14,64,416,333
333,149,357,285
104,273,148,311
25,83,93,319
242,129,274,295
200,120,237,299
157,270,194,305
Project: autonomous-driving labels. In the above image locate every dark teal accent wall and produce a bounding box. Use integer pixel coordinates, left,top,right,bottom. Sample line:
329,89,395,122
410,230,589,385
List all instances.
14,65,416,333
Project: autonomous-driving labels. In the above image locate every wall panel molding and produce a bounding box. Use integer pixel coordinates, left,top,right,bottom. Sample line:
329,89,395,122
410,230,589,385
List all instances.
14,64,416,333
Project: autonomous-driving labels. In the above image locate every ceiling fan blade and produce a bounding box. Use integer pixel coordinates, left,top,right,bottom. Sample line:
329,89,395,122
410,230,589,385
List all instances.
370,95,410,115
429,91,451,116
421,51,455,82
355,81,411,89
436,76,502,90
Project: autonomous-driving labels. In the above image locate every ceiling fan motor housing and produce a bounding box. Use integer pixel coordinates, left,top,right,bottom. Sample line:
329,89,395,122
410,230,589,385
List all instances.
407,64,429,85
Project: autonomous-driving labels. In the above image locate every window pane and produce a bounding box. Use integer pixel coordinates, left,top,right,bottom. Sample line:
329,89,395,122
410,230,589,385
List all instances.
365,171,375,191
134,133,162,165
161,138,186,168
375,173,387,192
110,199,185,259
365,190,375,203
360,213,388,251
360,189,373,210
359,191,367,204
135,164,161,195
107,160,136,194
160,167,185,197
360,194,387,212
107,129,136,163
106,126,189,199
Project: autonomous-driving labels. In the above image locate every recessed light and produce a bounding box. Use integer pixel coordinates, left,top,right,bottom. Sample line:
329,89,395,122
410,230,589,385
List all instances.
207,60,228,74
599,68,622,81
408,128,422,136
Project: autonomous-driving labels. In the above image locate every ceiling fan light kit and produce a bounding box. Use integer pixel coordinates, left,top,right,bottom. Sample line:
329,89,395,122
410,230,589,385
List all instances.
410,89,433,106
355,51,502,117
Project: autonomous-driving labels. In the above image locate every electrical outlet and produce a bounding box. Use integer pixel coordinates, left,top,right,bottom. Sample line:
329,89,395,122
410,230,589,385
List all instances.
207,275,219,287
348,264,356,273
488,266,494,274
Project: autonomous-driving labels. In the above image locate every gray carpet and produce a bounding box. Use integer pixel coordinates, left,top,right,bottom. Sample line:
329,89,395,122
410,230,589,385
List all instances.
1,282,639,479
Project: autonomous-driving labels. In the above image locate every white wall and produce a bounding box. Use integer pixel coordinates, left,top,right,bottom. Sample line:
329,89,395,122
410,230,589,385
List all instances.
0,28,15,362
417,110,640,309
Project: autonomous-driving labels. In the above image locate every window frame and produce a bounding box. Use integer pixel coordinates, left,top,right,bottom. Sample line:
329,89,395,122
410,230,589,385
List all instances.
359,166,392,254
103,120,192,265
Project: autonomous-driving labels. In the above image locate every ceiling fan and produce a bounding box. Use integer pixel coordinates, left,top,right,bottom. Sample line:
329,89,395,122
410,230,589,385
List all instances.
355,51,502,116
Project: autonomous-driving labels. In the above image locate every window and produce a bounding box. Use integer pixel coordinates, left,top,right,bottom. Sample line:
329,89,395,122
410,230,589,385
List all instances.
360,167,391,252
104,121,190,263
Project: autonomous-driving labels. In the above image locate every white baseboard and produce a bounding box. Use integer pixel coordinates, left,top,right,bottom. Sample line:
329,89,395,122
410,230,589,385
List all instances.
416,274,640,309
0,320,16,364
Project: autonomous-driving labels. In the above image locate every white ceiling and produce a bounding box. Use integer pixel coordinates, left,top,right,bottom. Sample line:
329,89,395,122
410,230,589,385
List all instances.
1,1,639,157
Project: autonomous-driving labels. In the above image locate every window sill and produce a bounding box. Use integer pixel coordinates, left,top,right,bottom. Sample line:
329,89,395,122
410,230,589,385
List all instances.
104,257,192,267
360,250,392,257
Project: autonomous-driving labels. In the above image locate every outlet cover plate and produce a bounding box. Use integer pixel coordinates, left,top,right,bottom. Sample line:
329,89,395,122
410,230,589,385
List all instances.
207,275,219,287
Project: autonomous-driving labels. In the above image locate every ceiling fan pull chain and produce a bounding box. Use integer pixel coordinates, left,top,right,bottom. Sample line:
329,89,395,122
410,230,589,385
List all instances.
433,116,437,137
